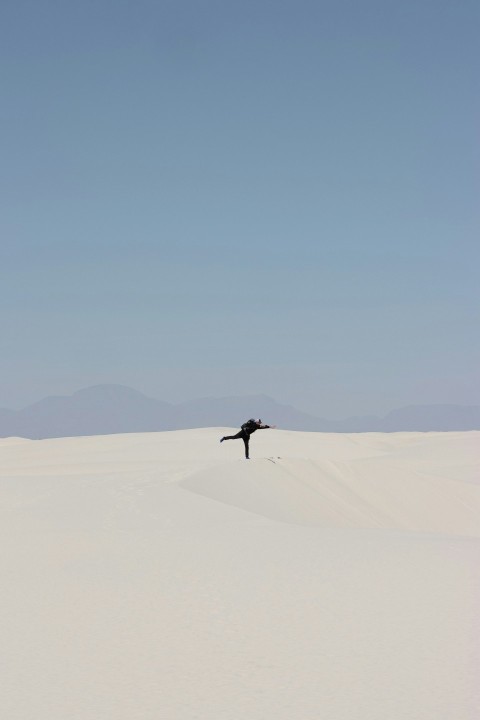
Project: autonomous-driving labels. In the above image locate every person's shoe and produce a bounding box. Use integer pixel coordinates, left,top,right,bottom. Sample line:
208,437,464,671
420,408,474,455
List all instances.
220,437,225,443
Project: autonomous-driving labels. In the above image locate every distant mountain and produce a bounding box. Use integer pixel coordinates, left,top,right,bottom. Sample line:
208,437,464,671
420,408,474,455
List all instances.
0,385,332,439
329,405,480,432
381,404,480,432
0,385,179,439
0,385,479,439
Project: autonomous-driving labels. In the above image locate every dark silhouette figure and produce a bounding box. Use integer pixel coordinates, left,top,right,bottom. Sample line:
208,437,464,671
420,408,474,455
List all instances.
220,419,274,459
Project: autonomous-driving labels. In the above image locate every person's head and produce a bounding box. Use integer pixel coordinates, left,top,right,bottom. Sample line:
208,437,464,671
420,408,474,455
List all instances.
256,418,262,424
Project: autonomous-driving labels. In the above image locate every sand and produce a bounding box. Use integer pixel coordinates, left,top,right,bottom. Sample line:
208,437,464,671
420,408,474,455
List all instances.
1,428,479,719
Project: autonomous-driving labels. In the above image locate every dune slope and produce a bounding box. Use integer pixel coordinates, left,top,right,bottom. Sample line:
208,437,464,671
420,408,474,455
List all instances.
1,429,479,720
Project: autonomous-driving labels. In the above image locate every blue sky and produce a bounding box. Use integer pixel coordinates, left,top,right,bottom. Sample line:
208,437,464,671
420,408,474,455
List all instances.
1,0,479,418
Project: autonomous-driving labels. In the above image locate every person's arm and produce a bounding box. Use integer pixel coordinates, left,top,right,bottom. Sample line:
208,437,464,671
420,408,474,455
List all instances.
258,423,276,429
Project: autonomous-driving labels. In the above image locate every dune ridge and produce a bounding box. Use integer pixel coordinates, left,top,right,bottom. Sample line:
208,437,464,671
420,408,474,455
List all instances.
181,429,480,536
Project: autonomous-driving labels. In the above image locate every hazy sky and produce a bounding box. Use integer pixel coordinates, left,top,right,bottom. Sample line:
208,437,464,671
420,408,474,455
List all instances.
1,0,479,418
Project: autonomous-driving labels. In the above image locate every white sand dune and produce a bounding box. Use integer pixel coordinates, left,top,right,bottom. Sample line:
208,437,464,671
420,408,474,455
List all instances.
1,428,479,719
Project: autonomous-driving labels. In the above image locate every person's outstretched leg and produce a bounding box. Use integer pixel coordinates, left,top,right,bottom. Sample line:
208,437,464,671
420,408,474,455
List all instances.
220,430,243,443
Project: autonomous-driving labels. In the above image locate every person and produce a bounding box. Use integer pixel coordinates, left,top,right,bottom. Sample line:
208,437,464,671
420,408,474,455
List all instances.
220,418,275,459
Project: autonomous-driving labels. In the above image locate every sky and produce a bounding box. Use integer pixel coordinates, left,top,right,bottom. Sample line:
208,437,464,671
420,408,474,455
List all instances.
1,0,479,419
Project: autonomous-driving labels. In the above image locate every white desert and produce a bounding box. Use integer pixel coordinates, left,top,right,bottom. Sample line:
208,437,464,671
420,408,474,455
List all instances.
1,428,479,719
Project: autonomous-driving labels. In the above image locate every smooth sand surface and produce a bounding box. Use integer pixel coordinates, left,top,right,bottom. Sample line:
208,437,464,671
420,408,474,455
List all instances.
1,428,479,719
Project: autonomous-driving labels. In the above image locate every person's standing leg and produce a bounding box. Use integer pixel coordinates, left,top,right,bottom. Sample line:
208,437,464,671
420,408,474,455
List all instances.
242,432,250,459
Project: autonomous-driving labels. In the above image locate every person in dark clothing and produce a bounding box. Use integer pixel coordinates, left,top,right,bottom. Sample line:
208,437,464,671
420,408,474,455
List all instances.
220,419,275,459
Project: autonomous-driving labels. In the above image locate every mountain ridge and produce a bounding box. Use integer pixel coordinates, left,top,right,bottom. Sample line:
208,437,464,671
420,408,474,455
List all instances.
1,384,479,438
